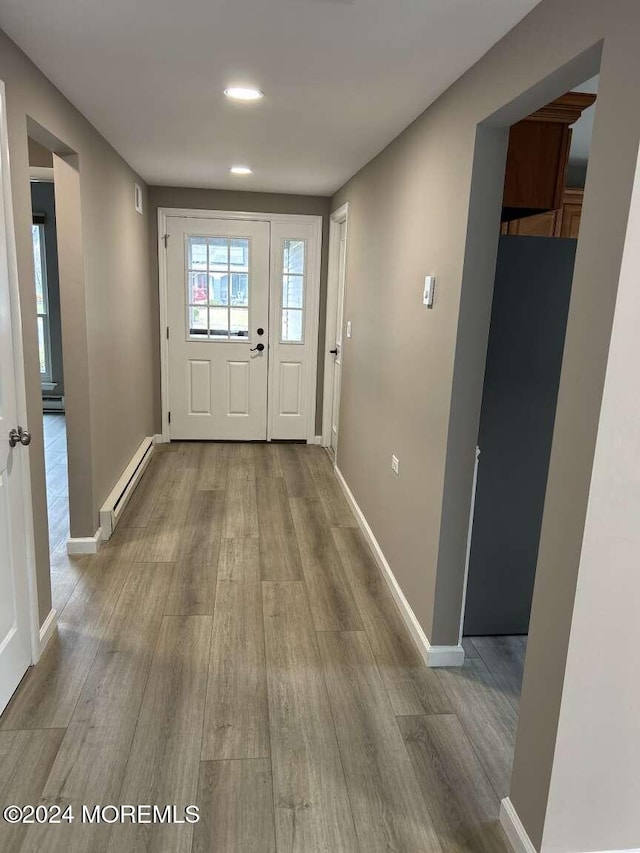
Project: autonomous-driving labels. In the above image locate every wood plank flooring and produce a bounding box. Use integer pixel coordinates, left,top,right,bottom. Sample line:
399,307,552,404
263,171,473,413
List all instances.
0,441,522,852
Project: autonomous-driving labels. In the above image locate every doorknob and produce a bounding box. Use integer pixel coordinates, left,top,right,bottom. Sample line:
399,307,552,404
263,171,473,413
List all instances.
250,343,265,352
9,427,31,448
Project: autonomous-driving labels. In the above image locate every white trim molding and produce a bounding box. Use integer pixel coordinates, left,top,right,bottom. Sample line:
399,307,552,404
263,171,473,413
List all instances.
39,609,57,654
67,528,102,555
500,799,640,853
99,436,154,539
334,465,465,668
500,799,538,853
322,202,349,447
459,445,481,643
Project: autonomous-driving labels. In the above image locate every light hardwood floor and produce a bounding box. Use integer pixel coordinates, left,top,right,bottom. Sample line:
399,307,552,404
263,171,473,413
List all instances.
43,414,91,616
1,441,522,852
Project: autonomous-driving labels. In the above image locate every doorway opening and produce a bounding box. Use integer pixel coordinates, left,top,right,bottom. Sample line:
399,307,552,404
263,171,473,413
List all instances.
456,72,599,791
27,129,91,615
322,202,349,457
158,209,322,444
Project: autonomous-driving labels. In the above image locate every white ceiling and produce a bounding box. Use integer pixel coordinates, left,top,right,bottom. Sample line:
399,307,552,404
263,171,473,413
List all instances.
0,0,542,195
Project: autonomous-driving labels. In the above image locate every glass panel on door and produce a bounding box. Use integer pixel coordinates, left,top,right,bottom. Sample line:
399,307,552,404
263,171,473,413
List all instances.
281,239,306,343
187,236,250,339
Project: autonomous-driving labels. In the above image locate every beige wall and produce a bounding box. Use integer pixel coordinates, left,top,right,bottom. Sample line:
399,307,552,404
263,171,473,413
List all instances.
1,28,155,622
539,143,640,853
147,186,331,433
331,0,640,846
27,136,52,167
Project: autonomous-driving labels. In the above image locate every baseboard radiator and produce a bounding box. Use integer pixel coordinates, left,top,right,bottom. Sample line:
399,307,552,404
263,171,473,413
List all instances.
99,437,154,540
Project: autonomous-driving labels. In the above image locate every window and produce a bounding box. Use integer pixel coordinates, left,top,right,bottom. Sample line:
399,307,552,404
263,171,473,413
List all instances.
187,235,250,340
32,221,51,380
281,239,306,343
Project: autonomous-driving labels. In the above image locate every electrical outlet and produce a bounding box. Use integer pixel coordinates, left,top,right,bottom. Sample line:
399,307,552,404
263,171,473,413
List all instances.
391,455,399,475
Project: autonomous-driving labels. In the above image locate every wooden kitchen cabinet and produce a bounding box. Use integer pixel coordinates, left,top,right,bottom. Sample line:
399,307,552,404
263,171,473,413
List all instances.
502,92,595,222
501,188,584,239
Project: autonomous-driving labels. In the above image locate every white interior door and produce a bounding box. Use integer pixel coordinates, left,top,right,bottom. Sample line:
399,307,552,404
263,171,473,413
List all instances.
167,217,270,440
330,218,347,454
0,146,33,714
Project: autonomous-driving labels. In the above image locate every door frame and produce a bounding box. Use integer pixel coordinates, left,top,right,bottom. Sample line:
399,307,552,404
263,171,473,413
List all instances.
0,78,43,665
158,208,323,443
321,202,349,448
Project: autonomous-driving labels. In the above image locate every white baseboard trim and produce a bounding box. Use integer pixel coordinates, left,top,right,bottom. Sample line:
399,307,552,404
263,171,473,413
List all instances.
311,435,323,445
99,437,155,539
66,528,102,555
38,609,57,655
500,797,640,853
334,466,465,668
500,799,537,853
153,433,168,444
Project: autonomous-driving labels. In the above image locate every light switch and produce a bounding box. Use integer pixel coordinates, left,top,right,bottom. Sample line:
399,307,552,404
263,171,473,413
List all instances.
423,275,436,308
346,321,352,338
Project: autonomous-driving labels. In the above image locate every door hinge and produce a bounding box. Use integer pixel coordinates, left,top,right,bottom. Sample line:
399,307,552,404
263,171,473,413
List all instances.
166,326,169,340
163,234,169,248
168,411,171,424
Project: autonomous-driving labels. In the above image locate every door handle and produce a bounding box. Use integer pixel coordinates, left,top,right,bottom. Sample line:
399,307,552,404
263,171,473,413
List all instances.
9,426,31,448
250,343,265,352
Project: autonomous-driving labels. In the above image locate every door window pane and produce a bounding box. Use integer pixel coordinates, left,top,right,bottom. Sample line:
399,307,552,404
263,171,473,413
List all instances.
283,275,304,309
32,223,51,378
186,235,251,340
230,239,249,271
283,239,305,275
189,306,208,335
37,316,47,374
282,309,303,343
189,272,208,304
209,273,229,305
230,307,249,338
280,239,306,343
231,273,248,306
209,307,229,338
209,238,229,270
189,236,208,270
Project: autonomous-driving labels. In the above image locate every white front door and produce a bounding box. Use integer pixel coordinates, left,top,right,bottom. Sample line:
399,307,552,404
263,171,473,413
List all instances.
167,217,270,440
165,214,321,442
330,218,347,454
0,126,33,714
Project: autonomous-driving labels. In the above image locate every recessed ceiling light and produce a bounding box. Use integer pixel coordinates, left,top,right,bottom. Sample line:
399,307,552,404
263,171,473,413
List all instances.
224,87,264,102
230,165,253,175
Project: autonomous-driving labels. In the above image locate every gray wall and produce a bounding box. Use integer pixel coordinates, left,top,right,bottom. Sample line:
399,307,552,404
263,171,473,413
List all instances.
331,0,640,845
1,28,155,622
147,186,331,434
30,179,64,396
463,236,575,636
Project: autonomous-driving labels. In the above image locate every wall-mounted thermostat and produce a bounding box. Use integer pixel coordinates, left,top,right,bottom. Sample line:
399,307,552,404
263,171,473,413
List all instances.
423,275,436,308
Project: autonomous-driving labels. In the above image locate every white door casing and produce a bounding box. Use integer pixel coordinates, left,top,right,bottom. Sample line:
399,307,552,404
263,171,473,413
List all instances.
0,79,39,714
167,217,270,441
322,203,349,452
161,209,322,443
